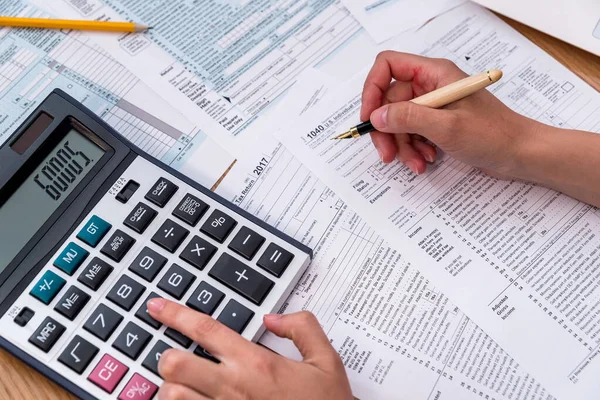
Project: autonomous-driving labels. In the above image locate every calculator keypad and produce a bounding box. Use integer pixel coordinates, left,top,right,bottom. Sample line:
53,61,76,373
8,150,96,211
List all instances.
2,159,311,400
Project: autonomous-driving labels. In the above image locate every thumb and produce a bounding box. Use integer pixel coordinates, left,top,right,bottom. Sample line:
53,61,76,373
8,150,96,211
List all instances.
264,311,337,365
370,101,455,142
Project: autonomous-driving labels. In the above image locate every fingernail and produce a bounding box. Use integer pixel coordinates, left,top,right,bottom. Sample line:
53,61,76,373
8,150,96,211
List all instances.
264,314,282,321
406,160,420,175
425,154,434,163
147,298,165,313
371,107,388,129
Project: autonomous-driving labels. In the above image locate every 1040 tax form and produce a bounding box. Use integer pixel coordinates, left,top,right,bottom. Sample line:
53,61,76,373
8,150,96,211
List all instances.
276,4,600,400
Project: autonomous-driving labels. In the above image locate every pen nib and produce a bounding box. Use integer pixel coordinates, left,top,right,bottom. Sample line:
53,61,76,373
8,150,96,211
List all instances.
332,130,352,140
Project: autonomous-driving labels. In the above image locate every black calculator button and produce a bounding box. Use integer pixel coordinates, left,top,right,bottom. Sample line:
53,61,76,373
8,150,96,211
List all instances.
100,230,136,262
58,335,99,374
228,227,265,260
54,286,90,321
186,281,224,315
180,236,217,270
29,316,65,352
129,247,167,282
14,307,34,327
124,202,157,234
116,180,139,204
157,264,195,300
135,292,163,329
257,243,295,278
217,299,254,334
145,177,178,207
172,194,208,226
209,254,274,305
194,346,219,363
106,275,145,311
112,321,152,360
151,219,189,253
200,210,237,243
77,257,113,291
83,304,123,341
142,340,172,377
164,328,192,349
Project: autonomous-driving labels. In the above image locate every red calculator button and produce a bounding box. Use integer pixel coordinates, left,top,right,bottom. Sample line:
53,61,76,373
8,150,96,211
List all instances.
88,354,129,393
118,373,159,400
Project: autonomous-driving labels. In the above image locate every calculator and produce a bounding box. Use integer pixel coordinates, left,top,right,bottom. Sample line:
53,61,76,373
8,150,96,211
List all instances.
0,90,312,400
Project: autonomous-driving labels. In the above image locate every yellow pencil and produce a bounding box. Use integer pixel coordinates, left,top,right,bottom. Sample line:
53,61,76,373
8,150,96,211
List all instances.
0,16,149,33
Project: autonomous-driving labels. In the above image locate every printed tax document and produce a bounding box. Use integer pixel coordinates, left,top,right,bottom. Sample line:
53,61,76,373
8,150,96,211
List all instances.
275,4,600,400
340,0,465,43
215,68,554,400
0,0,234,188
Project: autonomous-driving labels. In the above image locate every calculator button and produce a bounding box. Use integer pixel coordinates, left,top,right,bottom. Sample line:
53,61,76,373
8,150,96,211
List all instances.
118,373,159,400
112,321,152,360
77,215,112,247
142,340,172,377
54,286,90,321
200,209,237,243
194,346,219,363
116,180,139,204
228,227,265,260
145,177,178,207
58,335,99,374
172,194,209,226
77,257,113,291
14,307,34,327
151,219,189,253
180,236,217,270
30,270,66,305
217,299,254,334
257,243,295,278
107,275,145,311
135,292,163,329
28,316,65,352
186,281,224,315
209,254,274,305
101,230,136,262
124,202,157,234
84,304,123,341
129,247,167,282
53,242,89,275
164,328,192,349
157,264,195,300
88,353,129,394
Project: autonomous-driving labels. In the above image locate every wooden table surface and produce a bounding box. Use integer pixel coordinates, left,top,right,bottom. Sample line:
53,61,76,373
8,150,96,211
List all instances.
1,12,600,400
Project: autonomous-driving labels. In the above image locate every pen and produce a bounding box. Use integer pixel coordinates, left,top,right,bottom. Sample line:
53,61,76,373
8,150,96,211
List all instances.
333,70,503,139
0,16,150,33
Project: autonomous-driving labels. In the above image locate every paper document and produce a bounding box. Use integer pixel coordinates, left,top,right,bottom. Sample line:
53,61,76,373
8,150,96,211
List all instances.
0,0,235,188
213,68,554,400
341,0,465,42
275,4,600,400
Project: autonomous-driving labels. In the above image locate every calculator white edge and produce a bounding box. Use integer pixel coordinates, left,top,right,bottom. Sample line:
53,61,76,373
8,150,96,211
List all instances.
0,94,312,399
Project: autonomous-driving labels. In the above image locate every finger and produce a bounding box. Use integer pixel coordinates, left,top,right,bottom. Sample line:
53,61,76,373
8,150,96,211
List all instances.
263,312,338,367
158,349,222,397
370,131,397,163
158,382,211,400
147,298,252,360
411,137,437,163
370,102,457,144
393,133,427,175
382,81,414,105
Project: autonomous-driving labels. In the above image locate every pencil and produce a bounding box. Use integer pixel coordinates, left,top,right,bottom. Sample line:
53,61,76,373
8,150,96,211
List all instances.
333,70,503,139
0,16,150,33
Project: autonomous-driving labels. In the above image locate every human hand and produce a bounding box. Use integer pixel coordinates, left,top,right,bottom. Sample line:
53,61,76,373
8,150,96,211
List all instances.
361,51,541,178
146,298,353,400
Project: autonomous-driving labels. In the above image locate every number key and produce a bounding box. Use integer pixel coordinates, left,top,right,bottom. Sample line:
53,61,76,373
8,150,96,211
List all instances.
83,304,123,341
186,281,224,315
106,275,145,311
142,340,172,377
157,264,195,300
112,321,151,360
129,247,167,282
135,292,163,329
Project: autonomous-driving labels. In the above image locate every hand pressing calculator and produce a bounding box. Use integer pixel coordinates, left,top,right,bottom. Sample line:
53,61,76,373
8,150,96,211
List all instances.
0,90,312,400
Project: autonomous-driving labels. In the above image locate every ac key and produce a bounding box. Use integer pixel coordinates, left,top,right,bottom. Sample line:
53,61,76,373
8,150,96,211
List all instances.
180,236,216,270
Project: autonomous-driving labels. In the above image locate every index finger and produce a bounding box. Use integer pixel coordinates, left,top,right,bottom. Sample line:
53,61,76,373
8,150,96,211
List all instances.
147,298,255,361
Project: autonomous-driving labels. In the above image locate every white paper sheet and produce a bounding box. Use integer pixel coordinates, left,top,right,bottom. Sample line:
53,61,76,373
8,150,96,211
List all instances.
275,4,600,400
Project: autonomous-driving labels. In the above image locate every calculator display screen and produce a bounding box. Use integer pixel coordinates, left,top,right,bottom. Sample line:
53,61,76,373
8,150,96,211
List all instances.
0,129,105,273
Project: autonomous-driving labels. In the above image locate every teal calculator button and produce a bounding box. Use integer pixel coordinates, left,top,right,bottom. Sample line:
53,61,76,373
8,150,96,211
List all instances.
77,215,112,247
30,270,66,305
53,242,89,275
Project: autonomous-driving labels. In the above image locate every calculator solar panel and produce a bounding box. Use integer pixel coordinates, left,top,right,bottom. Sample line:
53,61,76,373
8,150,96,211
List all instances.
0,90,312,400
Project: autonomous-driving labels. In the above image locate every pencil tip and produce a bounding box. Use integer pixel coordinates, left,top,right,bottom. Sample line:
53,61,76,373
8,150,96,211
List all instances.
134,23,150,32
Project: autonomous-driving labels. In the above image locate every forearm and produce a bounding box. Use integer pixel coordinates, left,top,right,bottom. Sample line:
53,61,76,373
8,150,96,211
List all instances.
514,122,600,208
